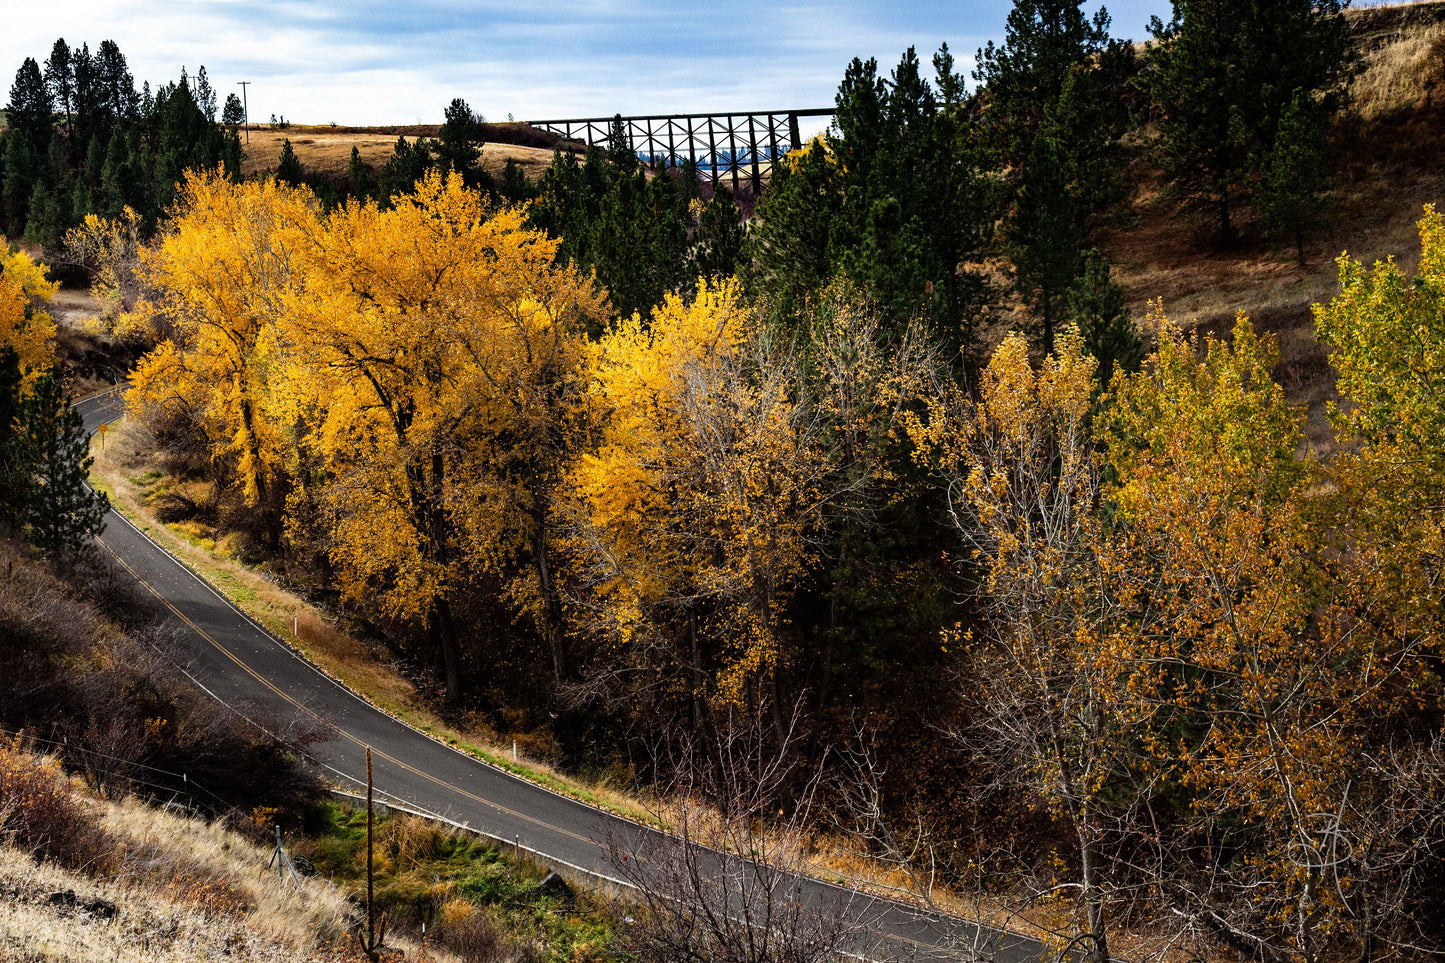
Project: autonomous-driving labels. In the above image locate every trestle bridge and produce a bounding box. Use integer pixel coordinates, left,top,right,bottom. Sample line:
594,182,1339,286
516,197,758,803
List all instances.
526,108,834,196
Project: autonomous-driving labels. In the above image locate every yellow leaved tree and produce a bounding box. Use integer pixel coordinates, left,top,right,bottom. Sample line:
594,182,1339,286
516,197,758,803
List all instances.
906,329,1157,963
567,278,827,724
124,171,317,509
1100,313,1424,963
0,246,59,387
277,170,603,703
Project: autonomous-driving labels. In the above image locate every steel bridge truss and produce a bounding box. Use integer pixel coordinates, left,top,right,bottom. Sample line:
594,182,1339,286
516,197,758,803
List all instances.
526,108,834,196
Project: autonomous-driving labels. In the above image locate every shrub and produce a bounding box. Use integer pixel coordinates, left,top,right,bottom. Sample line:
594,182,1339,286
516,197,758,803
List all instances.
0,736,115,872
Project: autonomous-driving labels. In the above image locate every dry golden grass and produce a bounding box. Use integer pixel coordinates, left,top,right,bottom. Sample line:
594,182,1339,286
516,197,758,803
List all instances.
0,759,467,963
239,125,558,182
1352,22,1445,120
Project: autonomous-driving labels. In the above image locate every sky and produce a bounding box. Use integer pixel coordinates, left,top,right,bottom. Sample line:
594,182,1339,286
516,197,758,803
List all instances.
2,0,1182,128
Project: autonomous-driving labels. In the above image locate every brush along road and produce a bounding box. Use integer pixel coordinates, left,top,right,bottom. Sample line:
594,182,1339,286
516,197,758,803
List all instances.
78,389,1049,963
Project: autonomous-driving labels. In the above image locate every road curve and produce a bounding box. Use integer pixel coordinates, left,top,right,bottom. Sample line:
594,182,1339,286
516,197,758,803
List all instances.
79,389,1046,963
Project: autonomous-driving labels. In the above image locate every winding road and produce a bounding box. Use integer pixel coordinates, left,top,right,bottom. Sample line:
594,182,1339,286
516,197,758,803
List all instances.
78,389,1046,963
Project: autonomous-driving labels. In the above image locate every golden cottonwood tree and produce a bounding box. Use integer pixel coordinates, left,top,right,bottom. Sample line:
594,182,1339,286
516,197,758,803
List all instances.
907,330,1157,963
1101,314,1422,963
1309,208,1445,958
124,172,316,507
278,170,602,703
0,247,59,386
568,279,826,724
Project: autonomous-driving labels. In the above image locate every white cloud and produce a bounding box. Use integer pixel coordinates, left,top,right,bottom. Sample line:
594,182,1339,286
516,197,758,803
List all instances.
2,0,1172,125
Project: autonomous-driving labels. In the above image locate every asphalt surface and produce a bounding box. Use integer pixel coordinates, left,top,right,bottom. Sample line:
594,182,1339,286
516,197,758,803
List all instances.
79,389,1048,963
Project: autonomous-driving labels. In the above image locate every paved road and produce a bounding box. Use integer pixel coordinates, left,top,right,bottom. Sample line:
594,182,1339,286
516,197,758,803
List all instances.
79,390,1046,963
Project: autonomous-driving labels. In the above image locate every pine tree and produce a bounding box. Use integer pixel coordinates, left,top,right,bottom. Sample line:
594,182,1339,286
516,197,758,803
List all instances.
437,98,487,187
976,0,1132,354
605,114,635,174
221,91,245,129
193,65,217,123
973,0,1115,165
94,40,137,123
19,370,108,559
69,177,91,223
499,158,530,203
23,180,68,255
43,40,76,164
690,185,746,279
1146,0,1353,245
1257,89,1331,266
6,58,54,154
345,145,369,201
0,346,29,533
222,127,243,182
2,133,40,235
1011,130,1082,356
275,138,304,186
84,132,106,187
378,135,432,203
1067,247,1142,388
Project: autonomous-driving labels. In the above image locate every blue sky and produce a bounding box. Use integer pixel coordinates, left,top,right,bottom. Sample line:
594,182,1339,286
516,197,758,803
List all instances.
5,0,1178,127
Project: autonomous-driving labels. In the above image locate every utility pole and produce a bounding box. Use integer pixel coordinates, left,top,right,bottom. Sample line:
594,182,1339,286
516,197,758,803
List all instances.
237,81,251,144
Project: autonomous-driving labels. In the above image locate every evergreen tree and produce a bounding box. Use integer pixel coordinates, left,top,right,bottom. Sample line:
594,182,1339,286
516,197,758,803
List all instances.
23,180,67,255
222,126,243,182
193,65,217,122
0,347,28,533
605,113,636,173
437,97,487,186
1068,247,1142,388
690,185,746,279
19,371,108,559
1,133,41,234
275,138,304,186
6,58,54,152
1011,130,1082,355
153,69,225,208
84,132,106,187
499,158,530,203
221,91,245,129
378,135,432,203
751,46,993,353
975,0,1132,354
69,177,91,223
43,40,76,164
1257,88,1331,265
973,0,1115,165
1146,0,1354,245
346,145,370,201
94,40,137,123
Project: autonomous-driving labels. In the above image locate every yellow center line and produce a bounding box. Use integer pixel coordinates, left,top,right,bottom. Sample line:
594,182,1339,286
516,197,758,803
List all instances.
95,536,597,847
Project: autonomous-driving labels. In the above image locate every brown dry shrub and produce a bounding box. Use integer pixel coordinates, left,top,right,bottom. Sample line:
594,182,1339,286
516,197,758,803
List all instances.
434,899,515,963
0,736,115,873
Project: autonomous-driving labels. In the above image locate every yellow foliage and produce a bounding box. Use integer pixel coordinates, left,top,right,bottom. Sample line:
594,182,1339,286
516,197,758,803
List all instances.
570,278,824,704
0,246,58,385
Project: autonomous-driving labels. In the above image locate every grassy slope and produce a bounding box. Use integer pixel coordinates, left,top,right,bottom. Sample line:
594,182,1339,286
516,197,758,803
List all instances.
240,122,566,182
0,757,618,961
0,787,363,963
1095,0,1445,450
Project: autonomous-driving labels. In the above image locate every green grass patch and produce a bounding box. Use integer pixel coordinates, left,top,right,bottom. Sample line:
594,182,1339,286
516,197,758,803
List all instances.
297,801,623,961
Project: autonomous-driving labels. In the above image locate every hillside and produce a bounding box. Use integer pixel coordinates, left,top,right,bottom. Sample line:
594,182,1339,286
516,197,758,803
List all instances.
240,121,571,182
1091,0,1445,448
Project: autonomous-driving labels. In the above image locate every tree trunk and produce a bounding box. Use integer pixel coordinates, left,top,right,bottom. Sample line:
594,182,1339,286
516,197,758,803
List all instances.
532,501,568,684
435,597,463,706
1079,807,1110,963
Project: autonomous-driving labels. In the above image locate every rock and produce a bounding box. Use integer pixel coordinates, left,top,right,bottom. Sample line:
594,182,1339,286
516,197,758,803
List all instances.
536,871,573,902
45,890,116,919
